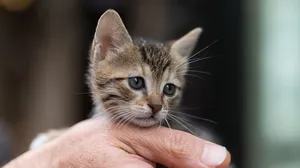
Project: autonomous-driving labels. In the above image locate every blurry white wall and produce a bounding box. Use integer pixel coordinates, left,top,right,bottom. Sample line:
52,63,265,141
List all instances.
244,0,300,167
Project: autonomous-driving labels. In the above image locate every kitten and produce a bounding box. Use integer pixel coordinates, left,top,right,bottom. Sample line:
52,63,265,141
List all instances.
87,10,201,128
30,9,232,167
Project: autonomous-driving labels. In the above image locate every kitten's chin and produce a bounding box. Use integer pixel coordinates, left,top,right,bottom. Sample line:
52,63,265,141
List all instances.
130,117,160,127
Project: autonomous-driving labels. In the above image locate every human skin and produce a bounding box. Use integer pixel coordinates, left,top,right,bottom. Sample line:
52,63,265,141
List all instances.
3,117,231,168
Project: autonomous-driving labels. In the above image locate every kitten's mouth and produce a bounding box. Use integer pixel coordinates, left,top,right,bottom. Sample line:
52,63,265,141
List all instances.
135,111,162,120
131,115,160,127
135,116,154,120
134,111,156,120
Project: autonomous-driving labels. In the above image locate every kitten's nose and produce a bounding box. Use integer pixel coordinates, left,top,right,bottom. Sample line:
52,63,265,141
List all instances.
148,104,162,113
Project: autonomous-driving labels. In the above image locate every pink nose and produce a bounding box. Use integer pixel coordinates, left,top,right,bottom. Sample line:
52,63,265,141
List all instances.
148,104,162,113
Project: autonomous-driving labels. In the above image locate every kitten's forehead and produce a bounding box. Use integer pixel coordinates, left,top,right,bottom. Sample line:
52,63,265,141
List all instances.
96,39,185,86
136,42,171,78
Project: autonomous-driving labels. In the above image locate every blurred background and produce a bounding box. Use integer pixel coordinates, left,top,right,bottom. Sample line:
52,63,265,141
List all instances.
0,0,299,168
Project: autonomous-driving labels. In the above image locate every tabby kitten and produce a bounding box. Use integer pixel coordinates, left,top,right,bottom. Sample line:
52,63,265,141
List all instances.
30,9,220,167
87,10,202,128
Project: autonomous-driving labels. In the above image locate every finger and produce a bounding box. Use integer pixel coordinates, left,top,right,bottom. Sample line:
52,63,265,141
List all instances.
116,125,230,168
217,151,231,168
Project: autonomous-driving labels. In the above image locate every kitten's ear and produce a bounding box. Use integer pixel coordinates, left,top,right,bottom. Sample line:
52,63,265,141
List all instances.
91,9,132,62
170,28,203,57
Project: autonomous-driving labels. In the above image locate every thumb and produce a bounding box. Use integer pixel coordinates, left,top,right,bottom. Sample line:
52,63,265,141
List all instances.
117,126,231,168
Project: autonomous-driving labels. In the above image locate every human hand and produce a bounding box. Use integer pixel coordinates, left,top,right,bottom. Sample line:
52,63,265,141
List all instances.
3,117,231,168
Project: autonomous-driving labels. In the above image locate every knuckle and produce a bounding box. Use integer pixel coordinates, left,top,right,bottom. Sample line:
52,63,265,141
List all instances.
168,131,191,159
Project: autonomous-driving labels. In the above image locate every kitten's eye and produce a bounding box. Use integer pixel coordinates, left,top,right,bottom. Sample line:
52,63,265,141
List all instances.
128,77,145,90
163,83,176,96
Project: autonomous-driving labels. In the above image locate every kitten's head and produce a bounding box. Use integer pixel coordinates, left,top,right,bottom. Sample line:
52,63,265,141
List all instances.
88,9,202,127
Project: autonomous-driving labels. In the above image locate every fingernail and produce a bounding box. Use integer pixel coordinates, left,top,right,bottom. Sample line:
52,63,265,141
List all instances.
200,143,227,166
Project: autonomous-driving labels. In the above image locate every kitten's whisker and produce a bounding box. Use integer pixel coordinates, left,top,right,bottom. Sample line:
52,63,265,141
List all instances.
172,55,219,75
188,39,219,60
105,105,133,118
186,70,212,75
181,54,222,70
168,114,190,123
189,50,210,61
107,112,124,126
164,118,173,138
180,74,206,80
128,115,140,126
172,39,219,72
168,114,206,134
190,53,223,62
107,110,131,127
118,114,135,130
114,112,134,130
164,118,172,131
107,114,124,132
177,69,211,73
105,106,125,114
168,106,201,111
183,73,208,79
175,71,212,78
110,112,125,125
172,58,189,72
114,113,130,130
169,111,218,125
121,113,137,129
186,80,193,84
168,115,196,135
188,55,219,64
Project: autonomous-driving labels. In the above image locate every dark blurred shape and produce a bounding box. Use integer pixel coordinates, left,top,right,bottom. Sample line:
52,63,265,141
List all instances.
0,121,13,166
0,0,35,12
